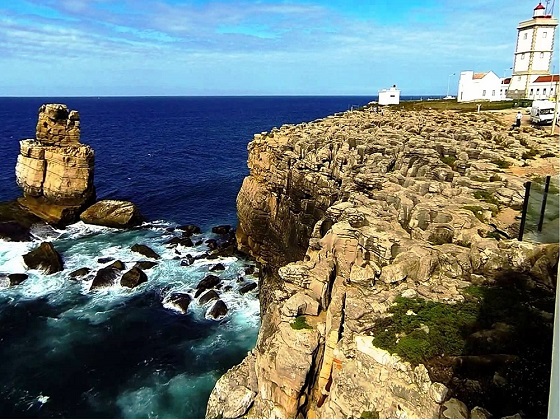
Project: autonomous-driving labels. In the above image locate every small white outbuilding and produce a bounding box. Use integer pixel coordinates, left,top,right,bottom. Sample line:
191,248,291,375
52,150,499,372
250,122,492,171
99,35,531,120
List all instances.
378,85,400,105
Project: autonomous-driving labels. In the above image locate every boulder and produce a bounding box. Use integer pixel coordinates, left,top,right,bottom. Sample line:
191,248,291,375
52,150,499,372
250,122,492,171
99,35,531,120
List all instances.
0,221,32,242
120,267,148,288
108,260,126,270
441,398,469,419
164,292,193,314
134,261,158,270
90,266,121,290
209,263,226,271
206,239,218,250
97,257,113,264
207,299,228,320
238,281,258,294
22,242,63,274
131,244,160,259
8,273,29,286
81,200,143,228
199,289,220,304
69,267,91,279
196,274,221,291
164,236,193,247
212,225,232,235
178,224,201,236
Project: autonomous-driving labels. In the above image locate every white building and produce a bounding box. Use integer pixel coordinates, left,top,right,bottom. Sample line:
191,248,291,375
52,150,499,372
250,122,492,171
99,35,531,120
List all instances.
378,85,400,105
508,2,558,99
457,71,504,102
457,2,558,102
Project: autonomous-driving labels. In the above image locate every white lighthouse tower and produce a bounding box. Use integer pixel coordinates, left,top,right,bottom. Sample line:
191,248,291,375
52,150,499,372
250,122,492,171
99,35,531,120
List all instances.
507,2,558,99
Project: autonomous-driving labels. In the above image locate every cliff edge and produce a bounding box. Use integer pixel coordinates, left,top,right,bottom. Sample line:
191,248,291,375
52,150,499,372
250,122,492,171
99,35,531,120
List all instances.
207,105,558,418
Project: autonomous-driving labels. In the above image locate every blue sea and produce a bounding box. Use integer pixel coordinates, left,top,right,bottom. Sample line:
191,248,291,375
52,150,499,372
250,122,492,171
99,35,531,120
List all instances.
0,95,404,418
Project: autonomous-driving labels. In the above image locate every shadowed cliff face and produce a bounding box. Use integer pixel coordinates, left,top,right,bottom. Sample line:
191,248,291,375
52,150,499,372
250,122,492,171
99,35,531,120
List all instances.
14,104,95,225
209,105,558,419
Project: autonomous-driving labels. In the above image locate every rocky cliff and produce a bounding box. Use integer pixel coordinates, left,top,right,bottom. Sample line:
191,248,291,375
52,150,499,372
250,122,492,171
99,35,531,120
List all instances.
207,105,558,418
15,104,95,224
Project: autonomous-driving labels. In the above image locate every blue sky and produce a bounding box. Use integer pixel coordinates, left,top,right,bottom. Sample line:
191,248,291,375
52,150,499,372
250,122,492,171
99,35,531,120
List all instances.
0,0,557,96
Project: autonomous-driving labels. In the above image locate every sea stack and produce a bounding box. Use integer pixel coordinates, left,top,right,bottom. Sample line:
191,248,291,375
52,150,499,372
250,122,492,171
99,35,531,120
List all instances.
15,104,95,225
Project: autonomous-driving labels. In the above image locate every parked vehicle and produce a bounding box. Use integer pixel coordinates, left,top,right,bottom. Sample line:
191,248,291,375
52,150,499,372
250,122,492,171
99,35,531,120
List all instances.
530,100,556,125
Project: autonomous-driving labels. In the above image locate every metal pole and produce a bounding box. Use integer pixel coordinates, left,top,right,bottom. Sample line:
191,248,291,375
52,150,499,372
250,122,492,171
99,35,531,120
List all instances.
518,181,532,241
552,83,559,136
537,175,551,232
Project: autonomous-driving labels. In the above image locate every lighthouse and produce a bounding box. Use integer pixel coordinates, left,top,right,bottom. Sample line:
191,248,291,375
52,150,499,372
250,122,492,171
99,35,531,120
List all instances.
507,2,558,99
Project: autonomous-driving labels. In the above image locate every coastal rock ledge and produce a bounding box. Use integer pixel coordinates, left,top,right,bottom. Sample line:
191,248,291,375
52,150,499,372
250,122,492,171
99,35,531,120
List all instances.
15,103,95,225
206,106,558,419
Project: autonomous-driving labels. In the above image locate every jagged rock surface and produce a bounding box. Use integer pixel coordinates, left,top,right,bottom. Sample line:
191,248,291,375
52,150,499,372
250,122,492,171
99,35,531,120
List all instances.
207,107,559,419
15,104,95,225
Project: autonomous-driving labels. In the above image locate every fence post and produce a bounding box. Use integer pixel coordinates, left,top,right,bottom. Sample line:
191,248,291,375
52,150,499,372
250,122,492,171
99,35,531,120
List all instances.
518,181,532,241
537,175,552,232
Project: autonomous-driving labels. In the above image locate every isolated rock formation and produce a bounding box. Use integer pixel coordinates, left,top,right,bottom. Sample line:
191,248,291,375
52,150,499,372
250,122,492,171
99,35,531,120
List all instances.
207,106,558,418
22,241,63,274
15,104,95,225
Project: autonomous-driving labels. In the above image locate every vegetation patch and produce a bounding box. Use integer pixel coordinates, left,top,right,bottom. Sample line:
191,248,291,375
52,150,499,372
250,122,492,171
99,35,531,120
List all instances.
522,148,539,160
463,205,487,222
473,190,500,207
540,152,556,158
290,315,313,330
370,296,479,365
440,155,457,167
490,159,512,169
484,231,502,241
489,174,501,182
360,410,380,419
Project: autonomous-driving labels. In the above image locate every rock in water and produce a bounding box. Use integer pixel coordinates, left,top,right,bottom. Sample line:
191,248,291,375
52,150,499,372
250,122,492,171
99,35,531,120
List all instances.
130,244,160,259
90,266,121,290
8,273,29,285
238,281,258,294
134,261,158,270
80,200,144,228
120,267,148,288
177,224,201,236
196,275,221,292
164,292,193,314
212,225,232,235
207,300,228,320
22,242,63,274
69,267,91,280
15,104,95,225
198,289,220,304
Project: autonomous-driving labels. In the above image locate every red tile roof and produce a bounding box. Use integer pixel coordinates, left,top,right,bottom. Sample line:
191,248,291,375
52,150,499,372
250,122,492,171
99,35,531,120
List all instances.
473,72,488,80
534,2,545,10
534,75,560,83
502,77,511,84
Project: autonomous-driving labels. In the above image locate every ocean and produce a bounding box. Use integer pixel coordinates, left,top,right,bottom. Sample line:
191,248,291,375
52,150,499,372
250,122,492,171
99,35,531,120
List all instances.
0,95,392,418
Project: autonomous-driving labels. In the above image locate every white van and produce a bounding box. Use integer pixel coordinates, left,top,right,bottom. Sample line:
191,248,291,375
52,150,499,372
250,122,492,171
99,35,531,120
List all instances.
530,100,556,125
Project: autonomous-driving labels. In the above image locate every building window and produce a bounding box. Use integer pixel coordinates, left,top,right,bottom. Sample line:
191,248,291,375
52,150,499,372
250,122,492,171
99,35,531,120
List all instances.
492,90,496,96
543,31,548,38
518,76,522,81
543,88,547,95
524,33,528,39
521,53,525,59
536,88,540,95
482,90,486,96
540,52,545,58
530,89,534,96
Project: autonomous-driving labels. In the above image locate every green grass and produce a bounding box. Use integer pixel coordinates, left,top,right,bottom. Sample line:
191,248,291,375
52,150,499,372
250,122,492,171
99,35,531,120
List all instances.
371,296,480,365
360,411,380,419
490,159,512,169
473,190,500,207
290,315,313,330
440,155,457,167
463,205,487,222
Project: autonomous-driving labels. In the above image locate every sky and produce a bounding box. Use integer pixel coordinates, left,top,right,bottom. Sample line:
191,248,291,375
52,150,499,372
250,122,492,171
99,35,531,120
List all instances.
0,0,558,96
